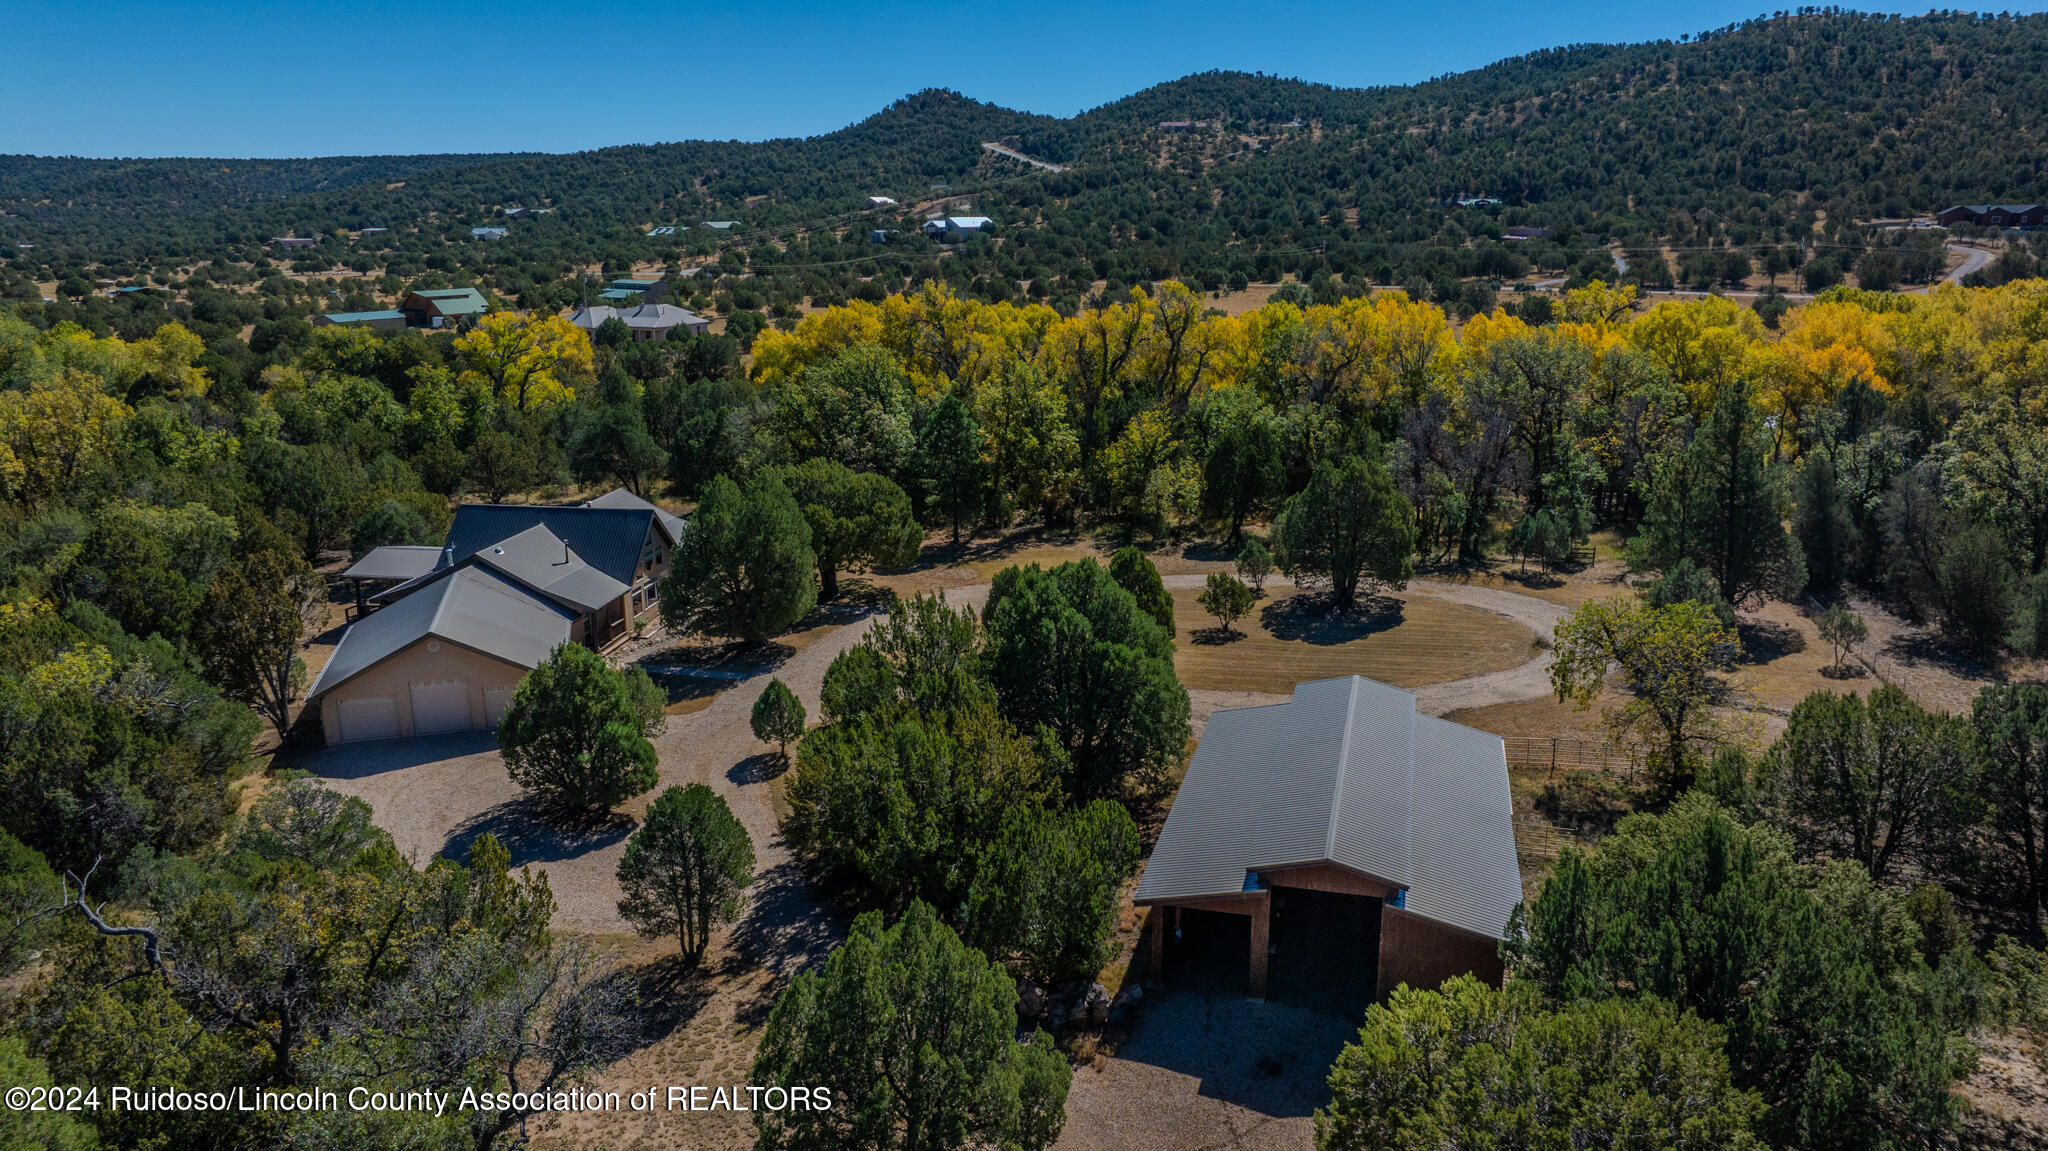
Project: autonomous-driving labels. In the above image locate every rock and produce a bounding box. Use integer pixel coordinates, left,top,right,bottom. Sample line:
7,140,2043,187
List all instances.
1018,980,1045,1018
1084,983,1112,1026
1112,984,1143,1009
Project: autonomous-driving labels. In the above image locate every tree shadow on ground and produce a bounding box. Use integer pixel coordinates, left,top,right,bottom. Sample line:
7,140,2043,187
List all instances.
728,752,785,786
1500,568,1567,590
915,527,1087,571
300,729,499,779
1259,593,1404,646
1819,662,1869,680
1880,629,1999,681
645,672,722,710
1738,618,1807,664
1177,539,1241,564
627,953,719,1046
1106,991,1358,1120
1188,626,1249,646
723,861,845,1026
638,640,796,679
439,796,635,867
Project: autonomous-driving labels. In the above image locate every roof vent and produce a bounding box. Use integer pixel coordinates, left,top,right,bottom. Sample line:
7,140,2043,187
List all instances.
492,546,504,555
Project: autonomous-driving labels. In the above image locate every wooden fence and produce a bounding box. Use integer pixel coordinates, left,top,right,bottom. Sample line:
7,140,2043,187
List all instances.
1502,735,1639,778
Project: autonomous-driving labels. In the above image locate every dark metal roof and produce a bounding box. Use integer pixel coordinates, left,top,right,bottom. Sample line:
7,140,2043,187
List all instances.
341,545,443,582
441,502,657,586
1134,675,1523,941
309,566,574,699
583,487,685,542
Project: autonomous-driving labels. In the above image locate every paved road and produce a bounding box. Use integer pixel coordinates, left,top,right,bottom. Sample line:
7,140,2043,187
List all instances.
982,142,1066,172
1942,241,1994,285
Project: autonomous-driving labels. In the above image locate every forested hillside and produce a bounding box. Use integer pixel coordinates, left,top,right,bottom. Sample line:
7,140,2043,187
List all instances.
6,10,2048,276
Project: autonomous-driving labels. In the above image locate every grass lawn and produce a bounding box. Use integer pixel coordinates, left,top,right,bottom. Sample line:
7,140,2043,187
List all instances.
1171,587,1540,694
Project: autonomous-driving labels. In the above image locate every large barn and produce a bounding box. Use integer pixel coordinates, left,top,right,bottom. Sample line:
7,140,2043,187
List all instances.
1136,675,1522,1013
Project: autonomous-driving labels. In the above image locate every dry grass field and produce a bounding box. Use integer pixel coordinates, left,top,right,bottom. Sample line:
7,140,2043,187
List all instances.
1172,587,1541,694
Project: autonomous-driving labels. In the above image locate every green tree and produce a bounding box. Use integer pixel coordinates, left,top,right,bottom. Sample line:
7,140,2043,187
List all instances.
1551,595,1740,792
1816,604,1868,674
0,830,58,977
773,458,922,599
1795,451,1858,592
1108,545,1175,637
1506,800,1978,1150
1235,536,1273,595
568,402,666,496
1971,684,2048,931
750,901,1070,1151
1316,976,1763,1151
464,426,543,503
750,678,807,764
1938,523,2017,654
820,644,898,723
983,560,1191,799
499,643,663,812
1273,450,1416,612
1203,415,1283,542
661,473,817,641
916,393,987,542
783,706,1052,911
194,544,326,741
964,800,1139,984
616,783,755,965
1197,572,1255,635
1631,378,1804,606
773,343,917,477
1760,685,1967,882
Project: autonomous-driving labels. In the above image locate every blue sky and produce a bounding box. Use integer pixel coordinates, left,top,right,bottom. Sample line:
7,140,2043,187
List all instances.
3,1,2043,158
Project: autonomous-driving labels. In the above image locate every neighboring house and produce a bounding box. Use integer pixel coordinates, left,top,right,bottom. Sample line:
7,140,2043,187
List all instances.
701,220,738,230
1502,226,1552,241
270,236,319,248
1135,676,1522,1010
567,302,708,342
646,225,681,236
400,287,489,328
944,216,992,241
869,229,895,244
312,489,685,744
503,206,550,219
867,196,898,207
313,309,407,330
1937,203,2046,228
1158,120,1211,130
600,278,669,304
471,227,509,240
1456,196,1503,207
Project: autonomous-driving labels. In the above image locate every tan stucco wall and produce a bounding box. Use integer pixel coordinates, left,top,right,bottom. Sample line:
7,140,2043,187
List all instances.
314,638,530,746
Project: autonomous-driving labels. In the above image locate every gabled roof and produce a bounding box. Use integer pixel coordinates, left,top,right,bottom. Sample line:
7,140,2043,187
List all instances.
584,487,685,541
947,216,992,228
1134,676,1523,941
309,566,574,699
618,302,701,329
442,501,666,584
319,309,406,324
469,524,628,614
407,287,488,316
341,545,443,582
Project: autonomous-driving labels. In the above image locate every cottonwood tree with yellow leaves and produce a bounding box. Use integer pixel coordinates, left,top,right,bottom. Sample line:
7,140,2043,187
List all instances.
455,311,595,411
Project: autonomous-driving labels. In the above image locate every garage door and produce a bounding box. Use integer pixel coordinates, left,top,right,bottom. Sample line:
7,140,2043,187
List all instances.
410,681,471,735
336,696,400,743
484,685,515,728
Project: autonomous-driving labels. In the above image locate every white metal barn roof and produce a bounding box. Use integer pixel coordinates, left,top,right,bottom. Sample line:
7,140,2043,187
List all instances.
1135,675,1523,940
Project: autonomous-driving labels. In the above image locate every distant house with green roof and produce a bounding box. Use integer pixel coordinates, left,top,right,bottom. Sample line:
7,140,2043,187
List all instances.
313,309,407,330
401,288,489,329
599,278,669,304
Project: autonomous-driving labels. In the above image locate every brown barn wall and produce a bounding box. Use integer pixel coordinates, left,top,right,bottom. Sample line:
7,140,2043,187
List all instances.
1264,863,1393,900
1376,907,1504,996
